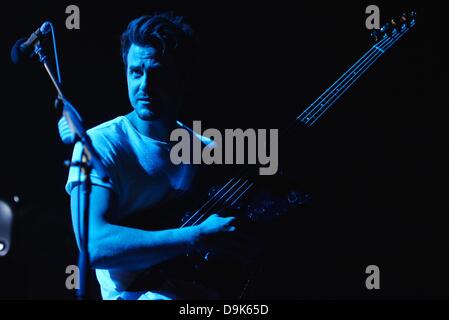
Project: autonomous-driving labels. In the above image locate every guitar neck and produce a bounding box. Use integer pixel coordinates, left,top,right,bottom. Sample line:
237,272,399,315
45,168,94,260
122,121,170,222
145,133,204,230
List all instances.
178,14,416,231
296,19,415,128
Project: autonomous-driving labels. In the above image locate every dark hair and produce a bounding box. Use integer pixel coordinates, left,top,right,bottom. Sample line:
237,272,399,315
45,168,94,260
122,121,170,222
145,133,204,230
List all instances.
120,12,197,74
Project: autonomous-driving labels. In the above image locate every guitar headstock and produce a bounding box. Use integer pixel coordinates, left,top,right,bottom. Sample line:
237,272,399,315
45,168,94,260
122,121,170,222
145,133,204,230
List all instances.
371,11,416,42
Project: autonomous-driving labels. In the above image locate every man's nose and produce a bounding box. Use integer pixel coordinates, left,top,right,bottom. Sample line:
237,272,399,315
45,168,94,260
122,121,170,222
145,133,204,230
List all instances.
139,74,150,92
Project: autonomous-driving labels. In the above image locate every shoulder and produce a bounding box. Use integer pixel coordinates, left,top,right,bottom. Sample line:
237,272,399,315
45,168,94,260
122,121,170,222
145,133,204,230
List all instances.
66,116,129,195
87,116,128,140
67,116,131,171
86,116,131,151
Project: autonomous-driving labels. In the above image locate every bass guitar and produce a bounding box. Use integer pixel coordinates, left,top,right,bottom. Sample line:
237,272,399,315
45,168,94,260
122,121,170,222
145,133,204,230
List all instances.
127,12,417,299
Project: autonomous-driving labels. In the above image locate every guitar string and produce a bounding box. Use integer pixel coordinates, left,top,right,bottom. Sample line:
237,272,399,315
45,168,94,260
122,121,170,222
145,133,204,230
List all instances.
206,180,254,220
230,182,254,207
277,36,389,138
297,37,389,124
186,177,253,227
301,37,391,124
303,43,388,125
308,23,413,124
301,26,407,124
304,23,412,126
180,176,240,227
199,180,255,220
187,178,250,227
305,26,411,125
279,22,412,137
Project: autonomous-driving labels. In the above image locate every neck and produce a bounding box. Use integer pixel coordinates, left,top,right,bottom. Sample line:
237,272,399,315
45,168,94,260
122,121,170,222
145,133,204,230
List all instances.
126,111,176,142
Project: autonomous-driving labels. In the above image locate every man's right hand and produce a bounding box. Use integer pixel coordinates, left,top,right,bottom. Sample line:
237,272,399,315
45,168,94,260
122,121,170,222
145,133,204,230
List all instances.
198,213,236,235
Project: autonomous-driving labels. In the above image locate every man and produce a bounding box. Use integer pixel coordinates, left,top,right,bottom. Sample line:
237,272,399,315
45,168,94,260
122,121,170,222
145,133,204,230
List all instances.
65,13,237,300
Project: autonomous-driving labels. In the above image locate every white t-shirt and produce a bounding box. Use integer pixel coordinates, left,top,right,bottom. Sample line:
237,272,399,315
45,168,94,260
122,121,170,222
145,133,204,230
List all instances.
65,115,195,300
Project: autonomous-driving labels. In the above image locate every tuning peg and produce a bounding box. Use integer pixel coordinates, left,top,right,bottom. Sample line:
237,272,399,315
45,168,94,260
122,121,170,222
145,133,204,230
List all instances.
397,13,407,29
370,29,380,42
380,22,390,33
400,13,407,24
379,22,392,37
390,19,400,33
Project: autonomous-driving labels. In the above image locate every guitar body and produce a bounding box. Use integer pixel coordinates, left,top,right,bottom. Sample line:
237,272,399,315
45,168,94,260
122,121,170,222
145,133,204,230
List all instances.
124,170,311,299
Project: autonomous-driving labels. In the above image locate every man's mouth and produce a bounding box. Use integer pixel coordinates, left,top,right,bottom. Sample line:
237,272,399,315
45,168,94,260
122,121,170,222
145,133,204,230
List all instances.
138,98,151,104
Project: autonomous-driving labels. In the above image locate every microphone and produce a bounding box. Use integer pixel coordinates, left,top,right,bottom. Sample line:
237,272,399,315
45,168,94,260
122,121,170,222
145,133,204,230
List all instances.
11,21,52,64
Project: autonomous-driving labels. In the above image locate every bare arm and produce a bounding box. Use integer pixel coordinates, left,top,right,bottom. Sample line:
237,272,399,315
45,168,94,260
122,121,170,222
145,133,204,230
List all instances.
70,184,235,271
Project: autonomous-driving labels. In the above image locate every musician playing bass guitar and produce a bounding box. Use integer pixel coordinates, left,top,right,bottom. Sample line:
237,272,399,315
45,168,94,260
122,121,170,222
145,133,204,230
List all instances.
66,12,251,300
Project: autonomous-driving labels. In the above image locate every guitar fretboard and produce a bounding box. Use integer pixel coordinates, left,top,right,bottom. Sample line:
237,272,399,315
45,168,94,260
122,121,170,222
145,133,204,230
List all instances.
296,19,415,128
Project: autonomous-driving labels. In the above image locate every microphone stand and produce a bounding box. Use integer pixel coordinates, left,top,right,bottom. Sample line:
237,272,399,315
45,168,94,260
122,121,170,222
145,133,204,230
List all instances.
32,40,109,300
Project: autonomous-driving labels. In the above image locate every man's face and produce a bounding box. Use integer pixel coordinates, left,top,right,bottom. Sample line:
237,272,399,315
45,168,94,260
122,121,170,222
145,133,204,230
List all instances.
126,44,181,121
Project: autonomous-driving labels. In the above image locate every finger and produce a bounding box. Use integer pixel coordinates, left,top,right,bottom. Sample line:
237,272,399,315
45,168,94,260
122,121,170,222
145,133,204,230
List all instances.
226,216,236,224
58,123,70,133
62,127,71,134
58,117,68,127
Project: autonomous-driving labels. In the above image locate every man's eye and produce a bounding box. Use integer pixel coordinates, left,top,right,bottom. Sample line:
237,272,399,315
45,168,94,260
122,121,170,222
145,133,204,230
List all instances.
130,69,143,76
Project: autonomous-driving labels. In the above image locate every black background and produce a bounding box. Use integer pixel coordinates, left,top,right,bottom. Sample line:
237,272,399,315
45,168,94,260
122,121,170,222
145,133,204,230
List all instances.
0,0,447,299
